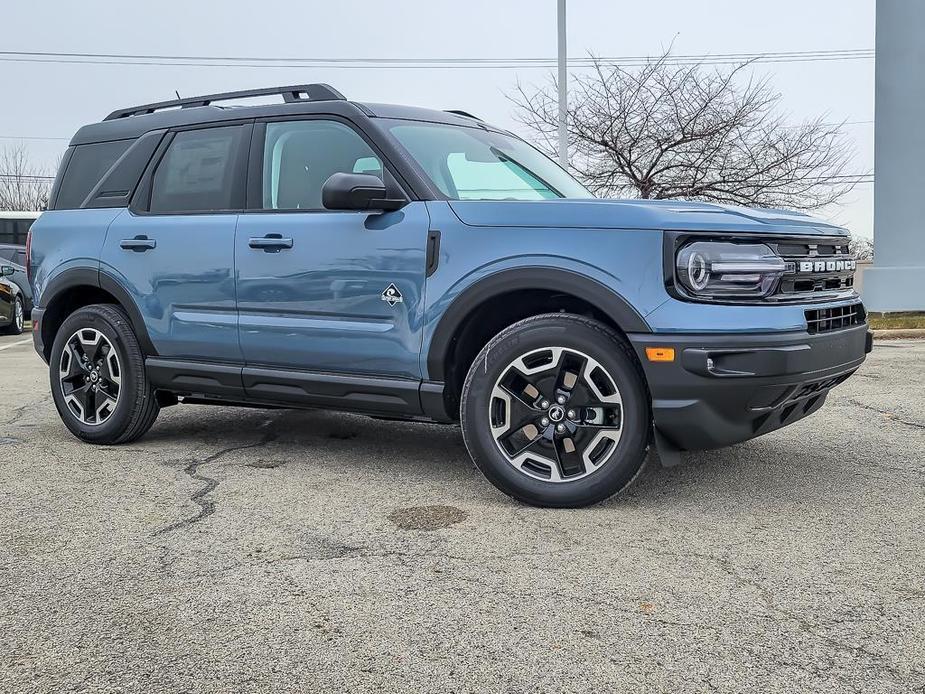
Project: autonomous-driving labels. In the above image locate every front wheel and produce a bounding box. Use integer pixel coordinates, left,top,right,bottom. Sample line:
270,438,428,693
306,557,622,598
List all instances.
460,314,650,507
49,304,160,444
3,296,24,335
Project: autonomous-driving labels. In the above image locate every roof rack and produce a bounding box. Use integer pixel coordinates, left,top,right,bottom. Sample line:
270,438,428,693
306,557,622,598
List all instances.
445,109,482,121
104,83,347,121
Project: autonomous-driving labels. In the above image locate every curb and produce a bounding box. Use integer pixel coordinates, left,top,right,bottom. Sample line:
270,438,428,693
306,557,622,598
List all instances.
872,328,925,340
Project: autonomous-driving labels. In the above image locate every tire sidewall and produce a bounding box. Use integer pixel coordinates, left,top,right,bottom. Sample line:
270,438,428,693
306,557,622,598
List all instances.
12,297,24,334
49,307,142,443
461,316,649,507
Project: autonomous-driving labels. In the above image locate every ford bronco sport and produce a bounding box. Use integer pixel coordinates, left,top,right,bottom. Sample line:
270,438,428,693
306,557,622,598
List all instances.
28,84,872,507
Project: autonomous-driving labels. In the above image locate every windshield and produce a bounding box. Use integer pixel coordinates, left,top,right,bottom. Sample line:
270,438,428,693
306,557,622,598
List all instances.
382,119,593,201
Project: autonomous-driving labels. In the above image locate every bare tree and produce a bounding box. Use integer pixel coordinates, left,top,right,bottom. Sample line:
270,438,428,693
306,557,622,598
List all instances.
0,145,52,211
511,51,858,210
848,233,874,261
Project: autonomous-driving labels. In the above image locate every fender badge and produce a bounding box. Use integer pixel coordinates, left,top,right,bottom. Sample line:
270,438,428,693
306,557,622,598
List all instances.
381,283,403,307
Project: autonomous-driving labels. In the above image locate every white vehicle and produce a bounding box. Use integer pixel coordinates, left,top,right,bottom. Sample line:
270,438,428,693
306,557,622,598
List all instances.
0,210,40,247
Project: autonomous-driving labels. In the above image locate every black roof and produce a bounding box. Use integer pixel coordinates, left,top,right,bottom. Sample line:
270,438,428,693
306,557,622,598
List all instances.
70,83,485,146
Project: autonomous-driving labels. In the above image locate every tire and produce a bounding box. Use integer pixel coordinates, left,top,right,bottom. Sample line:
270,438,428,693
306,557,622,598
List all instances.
460,313,650,507
2,296,24,335
49,304,160,444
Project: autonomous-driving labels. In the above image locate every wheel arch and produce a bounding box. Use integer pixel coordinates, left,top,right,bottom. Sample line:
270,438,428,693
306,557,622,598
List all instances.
38,268,157,361
425,267,651,419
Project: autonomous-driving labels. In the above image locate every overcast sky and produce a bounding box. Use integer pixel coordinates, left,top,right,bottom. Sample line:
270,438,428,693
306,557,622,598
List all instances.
1,0,875,237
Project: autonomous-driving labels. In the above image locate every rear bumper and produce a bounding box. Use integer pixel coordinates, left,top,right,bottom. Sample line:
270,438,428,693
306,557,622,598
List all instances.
629,324,872,451
31,306,46,362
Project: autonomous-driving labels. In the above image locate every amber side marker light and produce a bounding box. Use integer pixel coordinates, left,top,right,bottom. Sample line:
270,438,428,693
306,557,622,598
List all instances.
645,347,676,362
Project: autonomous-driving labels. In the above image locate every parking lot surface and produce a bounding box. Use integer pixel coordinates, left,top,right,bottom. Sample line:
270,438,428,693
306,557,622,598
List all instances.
1,331,923,693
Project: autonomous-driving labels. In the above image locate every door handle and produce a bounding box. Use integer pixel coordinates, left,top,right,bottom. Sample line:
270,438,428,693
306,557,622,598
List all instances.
120,235,156,252
249,234,293,252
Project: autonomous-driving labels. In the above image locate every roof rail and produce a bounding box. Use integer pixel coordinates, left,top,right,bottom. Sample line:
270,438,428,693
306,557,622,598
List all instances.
445,109,482,121
104,84,347,121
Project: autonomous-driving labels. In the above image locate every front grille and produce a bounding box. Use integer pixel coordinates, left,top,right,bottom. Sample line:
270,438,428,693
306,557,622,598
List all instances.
805,303,866,334
774,239,856,300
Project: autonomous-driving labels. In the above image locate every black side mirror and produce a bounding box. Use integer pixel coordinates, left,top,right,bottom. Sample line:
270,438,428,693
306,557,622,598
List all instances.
321,173,406,212
0,265,14,278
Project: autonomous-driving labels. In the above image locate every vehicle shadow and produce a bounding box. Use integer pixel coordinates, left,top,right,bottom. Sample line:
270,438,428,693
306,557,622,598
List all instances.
143,404,476,478
137,403,841,508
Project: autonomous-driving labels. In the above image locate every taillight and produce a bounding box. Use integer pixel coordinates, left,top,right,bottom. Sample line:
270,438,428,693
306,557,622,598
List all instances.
25,228,32,284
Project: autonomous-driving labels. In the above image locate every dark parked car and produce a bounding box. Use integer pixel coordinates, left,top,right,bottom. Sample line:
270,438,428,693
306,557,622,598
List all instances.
0,265,25,335
0,244,33,316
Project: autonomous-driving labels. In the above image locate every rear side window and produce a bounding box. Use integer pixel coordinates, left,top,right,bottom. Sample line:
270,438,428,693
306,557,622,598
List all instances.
54,140,132,210
149,126,248,213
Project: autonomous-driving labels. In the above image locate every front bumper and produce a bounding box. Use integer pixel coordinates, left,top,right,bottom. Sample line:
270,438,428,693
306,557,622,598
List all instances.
629,324,872,451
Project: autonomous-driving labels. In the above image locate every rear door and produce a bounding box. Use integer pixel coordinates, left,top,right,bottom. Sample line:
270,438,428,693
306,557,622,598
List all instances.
100,123,251,363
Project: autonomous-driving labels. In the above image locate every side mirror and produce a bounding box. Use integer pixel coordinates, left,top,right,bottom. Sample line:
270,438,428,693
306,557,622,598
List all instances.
322,173,406,212
0,265,14,277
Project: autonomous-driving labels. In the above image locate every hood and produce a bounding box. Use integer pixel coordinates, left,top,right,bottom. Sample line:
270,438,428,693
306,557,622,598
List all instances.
447,198,847,237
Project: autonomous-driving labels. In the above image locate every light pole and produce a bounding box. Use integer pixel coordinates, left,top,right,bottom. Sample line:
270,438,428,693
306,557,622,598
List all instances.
557,0,568,169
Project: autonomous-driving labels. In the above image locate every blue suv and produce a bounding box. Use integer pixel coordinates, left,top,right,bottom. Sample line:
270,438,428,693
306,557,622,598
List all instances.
28,84,872,507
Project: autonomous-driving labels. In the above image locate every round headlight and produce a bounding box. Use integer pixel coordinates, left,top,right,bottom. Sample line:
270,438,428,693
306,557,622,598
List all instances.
675,241,786,300
687,251,709,291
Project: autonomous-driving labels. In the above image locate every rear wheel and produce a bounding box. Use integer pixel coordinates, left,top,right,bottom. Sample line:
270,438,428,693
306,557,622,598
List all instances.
460,313,650,507
49,304,160,444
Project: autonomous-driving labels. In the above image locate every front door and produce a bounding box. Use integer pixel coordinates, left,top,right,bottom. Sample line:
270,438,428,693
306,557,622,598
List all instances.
235,119,429,388
0,278,13,325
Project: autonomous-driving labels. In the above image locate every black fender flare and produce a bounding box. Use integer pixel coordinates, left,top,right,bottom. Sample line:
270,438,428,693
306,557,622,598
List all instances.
426,267,651,381
40,267,158,356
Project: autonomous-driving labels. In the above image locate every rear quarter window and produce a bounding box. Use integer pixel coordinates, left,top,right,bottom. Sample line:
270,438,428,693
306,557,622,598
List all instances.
54,140,133,210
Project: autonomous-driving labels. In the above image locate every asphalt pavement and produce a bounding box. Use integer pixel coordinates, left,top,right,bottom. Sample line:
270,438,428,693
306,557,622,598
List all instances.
1,330,923,693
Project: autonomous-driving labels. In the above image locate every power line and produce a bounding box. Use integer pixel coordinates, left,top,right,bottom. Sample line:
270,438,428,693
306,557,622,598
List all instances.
0,135,70,141
0,48,875,70
782,119,874,129
0,174,55,180
0,121,876,144
0,172,875,184
0,48,875,63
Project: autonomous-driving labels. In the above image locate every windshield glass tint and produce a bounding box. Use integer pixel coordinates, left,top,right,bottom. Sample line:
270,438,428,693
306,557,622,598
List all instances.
383,119,593,201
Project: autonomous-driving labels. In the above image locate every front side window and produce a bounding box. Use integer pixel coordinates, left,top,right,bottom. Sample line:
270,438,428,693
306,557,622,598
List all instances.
262,120,383,210
383,119,593,201
150,126,247,213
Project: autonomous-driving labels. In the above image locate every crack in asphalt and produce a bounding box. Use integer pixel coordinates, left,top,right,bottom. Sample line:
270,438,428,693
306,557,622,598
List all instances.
2,395,51,429
153,420,279,536
156,530,925,685
847,398,925,431
688,550,923,683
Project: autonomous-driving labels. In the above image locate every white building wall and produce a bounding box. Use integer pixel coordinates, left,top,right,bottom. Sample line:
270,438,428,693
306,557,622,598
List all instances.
862,0,925,311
